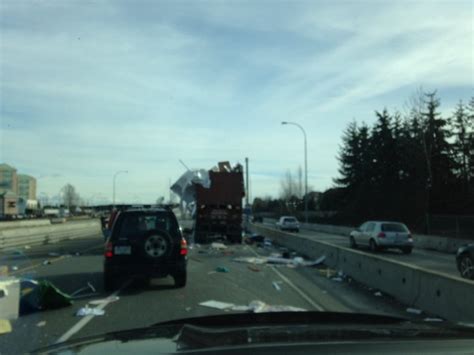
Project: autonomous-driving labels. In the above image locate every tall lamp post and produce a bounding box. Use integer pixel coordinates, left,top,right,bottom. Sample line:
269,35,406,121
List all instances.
113,170,128,207
281,121,308,223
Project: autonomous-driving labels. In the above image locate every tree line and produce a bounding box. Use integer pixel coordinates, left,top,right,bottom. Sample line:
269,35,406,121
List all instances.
325,90,473,228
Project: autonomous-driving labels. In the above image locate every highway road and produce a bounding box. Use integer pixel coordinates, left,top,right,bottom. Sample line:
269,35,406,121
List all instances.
262,223,460,277
0,229,439,353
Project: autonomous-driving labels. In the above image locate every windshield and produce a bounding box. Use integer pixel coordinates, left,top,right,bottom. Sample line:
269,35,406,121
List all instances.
1,0,473,353
381,223,408,233
116,213,179,240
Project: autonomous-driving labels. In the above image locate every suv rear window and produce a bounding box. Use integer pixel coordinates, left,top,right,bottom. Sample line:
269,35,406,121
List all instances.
381,223,408,232
284,217,297,223
114,212,179,240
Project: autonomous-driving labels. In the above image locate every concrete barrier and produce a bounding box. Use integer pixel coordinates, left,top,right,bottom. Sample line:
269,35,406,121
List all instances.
0,220,102,250
251,223,474,323
262,218,473,253
0,219,51,230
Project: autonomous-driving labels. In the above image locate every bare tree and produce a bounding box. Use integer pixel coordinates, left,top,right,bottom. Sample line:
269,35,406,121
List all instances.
61,184,80,210
297,166,303,199
280,168,304,201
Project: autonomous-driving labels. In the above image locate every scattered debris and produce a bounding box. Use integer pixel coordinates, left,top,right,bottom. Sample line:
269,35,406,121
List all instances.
89,296,120,305
247,265,261,272
200,300,307,313
207,271,217,275
71,282,96,298
185,307,192,312
293,257,305,265
230,305,252,312
76,306,105,316
424,317,444,322
19,279,73,315
24,246,31,250
0,278,20,320
75,252,81,256
286,264,296,269
0,319,12,335
48,252,60,257
272,281,282,291
11,266,18,271
406,308,423,315
211,243,227,250
331,277,343,282
233,257,267,265
199,300,234,310
36,321,46,327
244,234,265,245
42,260,51,265
263,239,272,247
215,266,229,273
248,300,306,313
374,291,383,297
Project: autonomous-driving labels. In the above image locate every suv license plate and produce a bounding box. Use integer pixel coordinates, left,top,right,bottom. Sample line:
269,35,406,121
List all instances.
114,246,131,255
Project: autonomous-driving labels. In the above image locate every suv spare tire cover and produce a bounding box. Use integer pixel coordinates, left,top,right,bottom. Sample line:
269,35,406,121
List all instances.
142,229,173,260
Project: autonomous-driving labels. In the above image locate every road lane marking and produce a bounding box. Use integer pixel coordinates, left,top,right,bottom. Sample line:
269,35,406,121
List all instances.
55,280,130,344
9,243,104,276
247,247,325,311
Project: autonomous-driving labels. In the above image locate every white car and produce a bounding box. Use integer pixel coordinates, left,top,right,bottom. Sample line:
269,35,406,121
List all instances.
350,221,413,254
276,216,300,233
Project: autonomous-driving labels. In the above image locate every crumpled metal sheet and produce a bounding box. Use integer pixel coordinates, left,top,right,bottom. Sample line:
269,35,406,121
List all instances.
170,169,210,205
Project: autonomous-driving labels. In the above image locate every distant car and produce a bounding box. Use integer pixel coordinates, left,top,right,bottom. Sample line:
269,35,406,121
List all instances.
103,208,188,291
276,216,300,233
350,221,413,254
456,244,474,280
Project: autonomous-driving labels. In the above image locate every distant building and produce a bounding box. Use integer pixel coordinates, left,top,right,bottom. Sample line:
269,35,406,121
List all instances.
18,174,37,200
0,163,18,195
0,191,18,217
0,163,38,217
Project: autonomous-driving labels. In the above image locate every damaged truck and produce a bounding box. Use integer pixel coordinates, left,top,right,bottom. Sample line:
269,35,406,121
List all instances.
171,161,245,244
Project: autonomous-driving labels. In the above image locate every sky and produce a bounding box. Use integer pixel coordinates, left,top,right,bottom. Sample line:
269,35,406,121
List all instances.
0,0,472,205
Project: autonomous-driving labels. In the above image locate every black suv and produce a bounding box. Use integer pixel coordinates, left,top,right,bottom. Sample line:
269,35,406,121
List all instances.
103,208,187,290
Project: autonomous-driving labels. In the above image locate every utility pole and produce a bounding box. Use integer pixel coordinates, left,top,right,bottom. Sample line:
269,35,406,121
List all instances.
245,157,249,206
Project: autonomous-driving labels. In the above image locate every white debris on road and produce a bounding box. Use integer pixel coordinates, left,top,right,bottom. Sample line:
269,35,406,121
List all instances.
199,300,307,313
199,300,235,310
272,281,282,291
406,307,423,315
76,306,105,316
211,242,227,250
374,291,382,297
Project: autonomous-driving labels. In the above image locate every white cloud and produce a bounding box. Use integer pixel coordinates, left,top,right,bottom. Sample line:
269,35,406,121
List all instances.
1,1,472,201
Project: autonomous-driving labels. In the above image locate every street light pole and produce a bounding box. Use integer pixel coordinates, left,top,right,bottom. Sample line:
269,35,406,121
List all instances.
281,121,308,223
113,170,128,207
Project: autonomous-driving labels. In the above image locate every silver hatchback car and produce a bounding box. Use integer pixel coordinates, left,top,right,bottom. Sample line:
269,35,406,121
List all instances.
350,221,413,254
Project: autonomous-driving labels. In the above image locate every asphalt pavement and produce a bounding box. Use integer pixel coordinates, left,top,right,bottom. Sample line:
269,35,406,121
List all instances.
262,223,459,277
0,230,434,353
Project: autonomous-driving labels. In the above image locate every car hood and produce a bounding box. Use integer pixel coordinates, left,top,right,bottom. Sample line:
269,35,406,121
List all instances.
33,312,474,354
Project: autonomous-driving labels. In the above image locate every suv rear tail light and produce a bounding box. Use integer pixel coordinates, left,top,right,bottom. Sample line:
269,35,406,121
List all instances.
377,232,386,238
180,238,188,256
408,234,413,241
105,242,113,258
